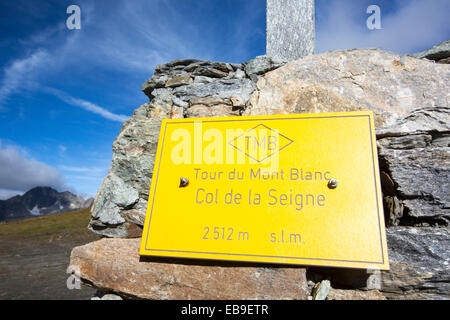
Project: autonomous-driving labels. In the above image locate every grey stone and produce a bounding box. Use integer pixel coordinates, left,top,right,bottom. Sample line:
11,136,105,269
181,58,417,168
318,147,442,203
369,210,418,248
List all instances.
377,107,450,137
89,96,172,237
266,0,315,61
90,173,138,226
432,134,450,147
148,87,173,100
378,134,432,150
193,76,215,84
233,69,246,79
412,39,450,61
170,105,184,119
382,227,450,299
192,67,228,78
141,74,169,97
244,55,285,76
312,280,331,300
183,61,211,72
189,96,230,106
378,140,449,225
171,96,189,109
91,291,123,300
173,78,255,103
306,227,450,299
89,220,128,238
155,59,203,74
186,104,239,118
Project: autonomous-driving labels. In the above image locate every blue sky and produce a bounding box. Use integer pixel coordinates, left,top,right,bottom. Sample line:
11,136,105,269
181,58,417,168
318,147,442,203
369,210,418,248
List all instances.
0,0,449,199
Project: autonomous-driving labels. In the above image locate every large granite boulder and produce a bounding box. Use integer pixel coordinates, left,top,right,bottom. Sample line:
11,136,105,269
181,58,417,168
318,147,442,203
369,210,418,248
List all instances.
69,238,308,300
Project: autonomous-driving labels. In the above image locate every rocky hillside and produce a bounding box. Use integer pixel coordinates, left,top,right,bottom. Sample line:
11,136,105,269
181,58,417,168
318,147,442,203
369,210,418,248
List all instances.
71,42,449,300
0,187,93,222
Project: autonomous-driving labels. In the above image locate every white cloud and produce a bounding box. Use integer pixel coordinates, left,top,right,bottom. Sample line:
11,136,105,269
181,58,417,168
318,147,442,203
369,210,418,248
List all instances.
316,0,450,54
0,140,66,198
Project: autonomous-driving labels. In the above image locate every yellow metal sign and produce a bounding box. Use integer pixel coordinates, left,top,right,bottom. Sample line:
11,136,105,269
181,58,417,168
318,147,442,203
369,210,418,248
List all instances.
139,111,389,270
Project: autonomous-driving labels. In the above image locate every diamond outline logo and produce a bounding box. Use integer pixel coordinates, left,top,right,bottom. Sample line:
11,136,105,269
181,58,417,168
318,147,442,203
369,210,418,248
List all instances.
228,124,294,163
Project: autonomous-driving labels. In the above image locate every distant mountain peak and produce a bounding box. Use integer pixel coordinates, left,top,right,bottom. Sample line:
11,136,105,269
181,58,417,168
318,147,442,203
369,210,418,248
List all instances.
0,186,92,222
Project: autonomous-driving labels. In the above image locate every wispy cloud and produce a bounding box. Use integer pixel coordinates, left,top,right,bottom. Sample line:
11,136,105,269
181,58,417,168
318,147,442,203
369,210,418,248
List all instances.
0,49,49,107
59,165,106,175
42,87,128,123
58,145,67,153
0,49,129,122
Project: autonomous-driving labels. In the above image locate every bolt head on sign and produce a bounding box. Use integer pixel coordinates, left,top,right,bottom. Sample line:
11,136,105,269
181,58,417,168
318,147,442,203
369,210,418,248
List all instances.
140,111,390,270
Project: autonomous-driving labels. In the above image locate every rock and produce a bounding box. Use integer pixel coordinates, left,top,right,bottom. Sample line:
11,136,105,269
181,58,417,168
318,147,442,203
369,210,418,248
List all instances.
244,55,285,76
192,67,228,78
412,40,450,62
438,57,450,64
233,69,246,79
69,238,308,300
170,105,184,119
189,96,229,106
378,134,432,150
193,75,215,84
244,49,449,136
312,280,331,300
306,227,449,299
378,138,449,225
89,173,139,226
141,75,169,97
165,74,193,88
173,79,255,104
382,227,450,299
155,59,203,74
186,104,239,118
91,291,123,300
327,289,386,300
230,96,246,108
89,96,173,237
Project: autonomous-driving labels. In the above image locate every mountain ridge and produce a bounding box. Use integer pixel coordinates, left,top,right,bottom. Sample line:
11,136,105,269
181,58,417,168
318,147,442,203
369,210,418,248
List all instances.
0,186,93,222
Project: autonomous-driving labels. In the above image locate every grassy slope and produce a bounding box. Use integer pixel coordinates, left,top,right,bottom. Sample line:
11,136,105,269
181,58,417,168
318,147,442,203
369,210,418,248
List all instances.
0,208,95,239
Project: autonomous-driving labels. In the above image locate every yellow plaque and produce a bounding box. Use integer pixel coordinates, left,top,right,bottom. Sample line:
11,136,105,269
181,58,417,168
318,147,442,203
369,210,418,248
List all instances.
139,111,389,270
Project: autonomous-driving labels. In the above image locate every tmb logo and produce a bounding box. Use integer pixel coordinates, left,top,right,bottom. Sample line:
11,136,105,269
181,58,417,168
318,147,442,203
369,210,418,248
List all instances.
228,124,293,162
